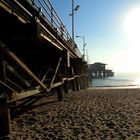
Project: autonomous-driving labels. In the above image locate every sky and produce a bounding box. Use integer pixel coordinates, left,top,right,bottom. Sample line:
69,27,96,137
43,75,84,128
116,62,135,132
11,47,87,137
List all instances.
50,0,140,72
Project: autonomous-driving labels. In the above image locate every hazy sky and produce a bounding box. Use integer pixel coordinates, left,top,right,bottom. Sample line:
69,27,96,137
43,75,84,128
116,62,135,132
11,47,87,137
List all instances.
50,0,140,72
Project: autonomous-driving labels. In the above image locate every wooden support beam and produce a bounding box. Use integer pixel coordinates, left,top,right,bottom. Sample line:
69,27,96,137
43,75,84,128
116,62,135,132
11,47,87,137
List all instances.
56,85,63,101
0,80,15,92
6,63,30,87
67,77,74,81
8,81,64,102
0,52,6,82
7,79,23,92
48,57,62,92
86,76,89,88
63,80,69,94
74,62,88,90
9,87,41,102
79,76,83,90
51,82,62,89
75,77,80,91
71,67,76,91
41,66,52,82
0,97,11,139
0,41,46,89
82,76,86,89
85,77,88,89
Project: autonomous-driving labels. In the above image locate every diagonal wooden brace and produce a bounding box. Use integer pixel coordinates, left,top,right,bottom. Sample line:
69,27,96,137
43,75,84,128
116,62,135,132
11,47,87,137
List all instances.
0,41,46,90
48,57,62,92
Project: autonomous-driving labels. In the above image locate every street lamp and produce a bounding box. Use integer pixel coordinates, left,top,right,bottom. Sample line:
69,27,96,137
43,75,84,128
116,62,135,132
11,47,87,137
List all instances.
76,36,86,60
69,0,80,48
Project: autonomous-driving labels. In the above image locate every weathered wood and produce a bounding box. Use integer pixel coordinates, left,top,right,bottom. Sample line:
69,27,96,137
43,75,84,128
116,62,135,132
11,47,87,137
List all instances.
0,52,6,82
82,77,86,89
0,41,46,89
86,75,89,88
7,79,23,91
0,80,15,92
9,87,41,102
48,57,62,91
6,63,30,87
79,76,83,90
0,97,11,138
67,77,74,81
56,86,63,101
8,82,64,102
75,77,80,91
51,82,62,89
41,66,52,82
71,67,76,91
85,76,88,89
64,80,69,93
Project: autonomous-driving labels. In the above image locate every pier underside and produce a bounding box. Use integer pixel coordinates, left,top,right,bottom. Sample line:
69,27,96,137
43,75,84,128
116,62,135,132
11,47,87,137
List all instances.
0,0,88,102
0,0,89,137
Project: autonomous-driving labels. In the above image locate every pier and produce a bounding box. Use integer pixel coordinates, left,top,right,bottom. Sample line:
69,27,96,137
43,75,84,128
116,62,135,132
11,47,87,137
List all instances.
0,0,88,138
89,62,114,78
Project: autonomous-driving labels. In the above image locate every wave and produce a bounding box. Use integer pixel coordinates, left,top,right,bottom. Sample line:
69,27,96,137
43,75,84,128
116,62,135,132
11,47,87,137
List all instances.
89,84,139,89
91,84,139,87
90,72,140,88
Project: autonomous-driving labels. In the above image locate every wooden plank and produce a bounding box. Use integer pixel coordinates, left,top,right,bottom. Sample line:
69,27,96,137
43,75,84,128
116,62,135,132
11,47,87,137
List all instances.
6,63,30,87
7,79,23,91
0,41,46,89
9,87,41,102
67,77,74,81
0,97,11,138
51,82,62,89
41,66,52,82
9,81,63,102
62,77,67,82
0,80,14,92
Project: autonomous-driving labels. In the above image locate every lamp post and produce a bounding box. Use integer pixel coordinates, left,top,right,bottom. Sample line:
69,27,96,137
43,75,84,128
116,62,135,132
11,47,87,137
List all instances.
76,36,86,60
69,0,79,48
86,49,89,64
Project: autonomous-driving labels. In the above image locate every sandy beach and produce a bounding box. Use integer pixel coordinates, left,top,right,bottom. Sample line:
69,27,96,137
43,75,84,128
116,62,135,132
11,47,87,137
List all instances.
10,88,140,140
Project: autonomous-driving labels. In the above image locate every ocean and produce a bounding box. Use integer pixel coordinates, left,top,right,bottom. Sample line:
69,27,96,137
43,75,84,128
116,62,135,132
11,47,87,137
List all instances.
90,72,140,88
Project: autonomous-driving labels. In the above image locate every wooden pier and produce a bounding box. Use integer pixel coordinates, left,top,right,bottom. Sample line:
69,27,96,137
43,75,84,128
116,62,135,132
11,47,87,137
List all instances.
89,62,114,78
0,0,88,138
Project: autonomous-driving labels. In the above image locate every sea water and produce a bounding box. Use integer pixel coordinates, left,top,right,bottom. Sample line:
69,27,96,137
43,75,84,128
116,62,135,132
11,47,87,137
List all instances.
90,72,140,88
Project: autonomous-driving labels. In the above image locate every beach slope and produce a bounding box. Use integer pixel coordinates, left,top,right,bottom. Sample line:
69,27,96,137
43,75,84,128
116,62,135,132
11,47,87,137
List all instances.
11,88,140,140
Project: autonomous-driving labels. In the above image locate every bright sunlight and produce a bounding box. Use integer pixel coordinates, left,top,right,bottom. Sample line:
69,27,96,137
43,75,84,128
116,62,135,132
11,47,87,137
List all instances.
121,6,140,72
123,6,140,49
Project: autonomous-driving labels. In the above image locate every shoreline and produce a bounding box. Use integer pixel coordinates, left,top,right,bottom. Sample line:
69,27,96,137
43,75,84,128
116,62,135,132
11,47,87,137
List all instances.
89,84,140,89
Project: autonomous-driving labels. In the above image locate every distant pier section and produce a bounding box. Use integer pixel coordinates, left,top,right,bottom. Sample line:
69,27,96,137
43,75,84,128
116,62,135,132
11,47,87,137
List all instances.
89,62,114,78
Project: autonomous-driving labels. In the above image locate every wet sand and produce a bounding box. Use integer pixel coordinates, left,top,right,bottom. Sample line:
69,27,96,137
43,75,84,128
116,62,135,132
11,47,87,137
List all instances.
11,88,140,140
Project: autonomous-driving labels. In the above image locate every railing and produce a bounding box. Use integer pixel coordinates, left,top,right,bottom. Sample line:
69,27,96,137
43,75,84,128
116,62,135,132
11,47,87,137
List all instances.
0,0,82,58
27,0,82,58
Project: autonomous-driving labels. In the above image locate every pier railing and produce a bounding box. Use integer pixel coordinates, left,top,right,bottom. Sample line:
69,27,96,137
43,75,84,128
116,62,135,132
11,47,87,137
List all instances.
31,0,82,57
1,0,82,58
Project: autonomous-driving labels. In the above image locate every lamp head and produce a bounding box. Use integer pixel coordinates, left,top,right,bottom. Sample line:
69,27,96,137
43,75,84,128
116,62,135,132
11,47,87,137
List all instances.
74,5,80,11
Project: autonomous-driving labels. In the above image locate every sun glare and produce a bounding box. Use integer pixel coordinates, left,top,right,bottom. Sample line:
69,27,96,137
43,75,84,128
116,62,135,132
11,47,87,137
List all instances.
120,6,140,72
123,6,140,48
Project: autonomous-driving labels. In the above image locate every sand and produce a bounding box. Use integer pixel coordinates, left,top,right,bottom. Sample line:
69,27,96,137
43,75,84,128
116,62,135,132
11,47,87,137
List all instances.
10,88,140,140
